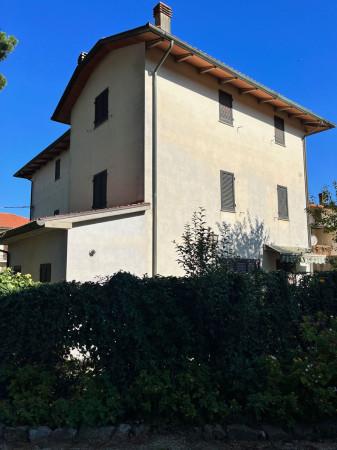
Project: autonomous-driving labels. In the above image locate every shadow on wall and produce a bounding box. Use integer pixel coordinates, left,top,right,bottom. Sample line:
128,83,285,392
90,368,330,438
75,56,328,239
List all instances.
218,214,269,261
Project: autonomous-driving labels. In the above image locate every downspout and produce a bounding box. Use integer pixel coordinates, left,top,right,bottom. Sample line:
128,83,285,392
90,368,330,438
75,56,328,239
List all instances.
302,136,312,268
152,39,174,276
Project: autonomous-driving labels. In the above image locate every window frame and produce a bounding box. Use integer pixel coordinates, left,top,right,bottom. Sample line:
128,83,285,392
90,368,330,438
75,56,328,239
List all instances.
219,90,234,126
277,184,289,220
40,263,51,283
274,115,285,146
55,159,61,181
92,169,108,210
220,170,236,212
94,88,109,128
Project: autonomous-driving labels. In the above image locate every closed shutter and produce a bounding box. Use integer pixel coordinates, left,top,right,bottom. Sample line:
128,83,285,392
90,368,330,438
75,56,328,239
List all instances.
94,88,109,127
220,171,235,211
274,116,285,145
277,185,289,219
40,263,51,282
219,91,233,125
93,170,107,209
55,159,61,180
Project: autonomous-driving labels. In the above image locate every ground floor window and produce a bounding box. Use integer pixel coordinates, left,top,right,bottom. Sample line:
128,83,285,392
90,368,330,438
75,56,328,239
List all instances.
224,258,260,273
12,265,21,274
40,263,51,282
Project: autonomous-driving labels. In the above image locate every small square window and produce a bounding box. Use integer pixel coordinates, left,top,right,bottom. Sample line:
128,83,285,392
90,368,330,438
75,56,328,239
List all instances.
94,88,109,127
13,265,21,274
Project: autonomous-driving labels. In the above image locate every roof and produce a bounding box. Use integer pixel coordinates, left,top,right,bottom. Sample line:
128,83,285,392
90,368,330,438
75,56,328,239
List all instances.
15,130,70,180
1,202,150,243
0,213,29,230
52,23,334,135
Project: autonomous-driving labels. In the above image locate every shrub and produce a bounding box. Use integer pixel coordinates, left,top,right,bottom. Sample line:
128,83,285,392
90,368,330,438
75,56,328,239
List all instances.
0,268,35,296
0,270,337,426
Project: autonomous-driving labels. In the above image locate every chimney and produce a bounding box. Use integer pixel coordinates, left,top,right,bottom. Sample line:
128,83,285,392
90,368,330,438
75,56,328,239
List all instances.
153,2,173,33
77,51,88,65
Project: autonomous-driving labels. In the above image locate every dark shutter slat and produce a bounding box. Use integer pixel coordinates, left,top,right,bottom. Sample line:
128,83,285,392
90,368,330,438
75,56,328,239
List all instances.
95,88,109,126
93,170,107,209
274,116,285,145
221,171,235,211
277,185,289,219
219,91,233,124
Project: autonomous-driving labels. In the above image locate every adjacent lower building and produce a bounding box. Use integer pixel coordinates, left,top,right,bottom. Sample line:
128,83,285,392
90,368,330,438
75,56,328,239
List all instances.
0,213,30,271
1,3,334,282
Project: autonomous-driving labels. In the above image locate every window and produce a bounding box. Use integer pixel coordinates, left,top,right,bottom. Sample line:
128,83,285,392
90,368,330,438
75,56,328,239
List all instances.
224,258,260,273
220,170,235,212
219,90,233,125
94,88,109,127
54,209,60,215
13,265,21,274
55,159,61,181
93,170,107,209
274,116,285,146
40,263,51,282
277,185,289,220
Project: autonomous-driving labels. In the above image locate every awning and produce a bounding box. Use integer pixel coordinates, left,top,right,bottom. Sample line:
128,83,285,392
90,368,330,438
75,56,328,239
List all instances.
265,244,306,263
265,244,327,265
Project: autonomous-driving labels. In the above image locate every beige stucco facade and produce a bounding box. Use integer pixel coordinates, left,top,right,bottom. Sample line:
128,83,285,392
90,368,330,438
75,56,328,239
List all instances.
8,229,67,282
6,37,321,281
145,49,310,274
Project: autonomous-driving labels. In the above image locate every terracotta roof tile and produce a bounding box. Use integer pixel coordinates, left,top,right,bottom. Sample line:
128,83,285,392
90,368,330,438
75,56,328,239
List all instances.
0,213,30,230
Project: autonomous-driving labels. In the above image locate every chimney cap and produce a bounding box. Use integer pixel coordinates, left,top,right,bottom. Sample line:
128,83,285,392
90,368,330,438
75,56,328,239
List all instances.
153,2,173,32
153,2,173,18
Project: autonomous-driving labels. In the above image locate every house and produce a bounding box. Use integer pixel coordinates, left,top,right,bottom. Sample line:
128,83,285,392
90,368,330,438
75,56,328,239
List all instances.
309,201,337,271
1,3,334,282
0,213,29,272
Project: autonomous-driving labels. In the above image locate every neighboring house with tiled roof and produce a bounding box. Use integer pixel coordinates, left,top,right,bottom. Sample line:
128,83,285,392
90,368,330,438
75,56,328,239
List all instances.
1,3,334,282
0,213,29,272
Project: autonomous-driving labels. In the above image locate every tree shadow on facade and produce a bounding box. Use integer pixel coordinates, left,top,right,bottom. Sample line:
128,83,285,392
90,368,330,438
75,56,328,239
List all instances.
218,214,269,262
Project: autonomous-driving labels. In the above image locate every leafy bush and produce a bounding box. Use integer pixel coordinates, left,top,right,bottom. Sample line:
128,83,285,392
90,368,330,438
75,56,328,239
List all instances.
0,270,337,426
0,268,35,296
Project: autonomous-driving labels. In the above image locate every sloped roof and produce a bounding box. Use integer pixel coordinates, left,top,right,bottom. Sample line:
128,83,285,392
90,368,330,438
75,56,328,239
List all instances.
0,213,29,230
14,130,70,180
51,23,334,135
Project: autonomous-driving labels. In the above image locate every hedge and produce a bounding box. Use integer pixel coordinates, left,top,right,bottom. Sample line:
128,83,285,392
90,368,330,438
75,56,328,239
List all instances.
0,269,337,427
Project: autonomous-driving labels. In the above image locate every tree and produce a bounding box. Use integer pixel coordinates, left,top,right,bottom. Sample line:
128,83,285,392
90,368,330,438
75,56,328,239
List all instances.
311,182,337,243
174,208,234,276
0,31,18,90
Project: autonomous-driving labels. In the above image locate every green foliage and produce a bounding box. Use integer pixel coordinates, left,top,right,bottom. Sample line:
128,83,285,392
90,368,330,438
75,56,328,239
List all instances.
174,208,234,276
0,270,337,426
310,182,337,243
0,268,35,295
0,31,18,90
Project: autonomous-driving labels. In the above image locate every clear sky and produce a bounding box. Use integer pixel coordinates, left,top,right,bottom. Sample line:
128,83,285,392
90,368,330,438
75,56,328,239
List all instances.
1,0,336,218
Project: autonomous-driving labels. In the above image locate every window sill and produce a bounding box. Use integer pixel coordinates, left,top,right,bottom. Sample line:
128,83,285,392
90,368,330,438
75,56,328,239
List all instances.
278,217,289,221
221,209,236,213
275,141,286,147
219,120,234,127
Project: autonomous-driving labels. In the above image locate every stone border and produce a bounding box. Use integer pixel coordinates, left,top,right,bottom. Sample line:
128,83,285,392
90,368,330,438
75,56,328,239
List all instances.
0,421,336,447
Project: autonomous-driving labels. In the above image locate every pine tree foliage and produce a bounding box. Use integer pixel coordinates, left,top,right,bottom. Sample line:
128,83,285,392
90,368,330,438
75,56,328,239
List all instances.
0,31,18,90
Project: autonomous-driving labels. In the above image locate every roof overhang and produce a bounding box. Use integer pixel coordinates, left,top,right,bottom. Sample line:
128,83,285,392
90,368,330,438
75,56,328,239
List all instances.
1,203,150,244
15,130,71,180
52,23,334,136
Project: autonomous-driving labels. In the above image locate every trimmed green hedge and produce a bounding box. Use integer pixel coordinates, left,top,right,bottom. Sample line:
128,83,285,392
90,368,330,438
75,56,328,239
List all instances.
0,270,337,427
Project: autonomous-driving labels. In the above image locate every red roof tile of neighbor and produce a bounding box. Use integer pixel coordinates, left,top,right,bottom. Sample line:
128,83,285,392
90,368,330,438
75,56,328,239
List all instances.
0,213,30,230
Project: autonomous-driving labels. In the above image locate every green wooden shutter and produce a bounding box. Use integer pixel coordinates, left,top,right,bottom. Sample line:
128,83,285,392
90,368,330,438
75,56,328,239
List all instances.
277,185,289,219
94,88,109,127
274,116,285,145
220,171,235,211
219,91,233,125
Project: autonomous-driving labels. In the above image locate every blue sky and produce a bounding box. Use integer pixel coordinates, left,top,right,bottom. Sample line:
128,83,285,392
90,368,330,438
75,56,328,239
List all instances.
1,0,336,217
